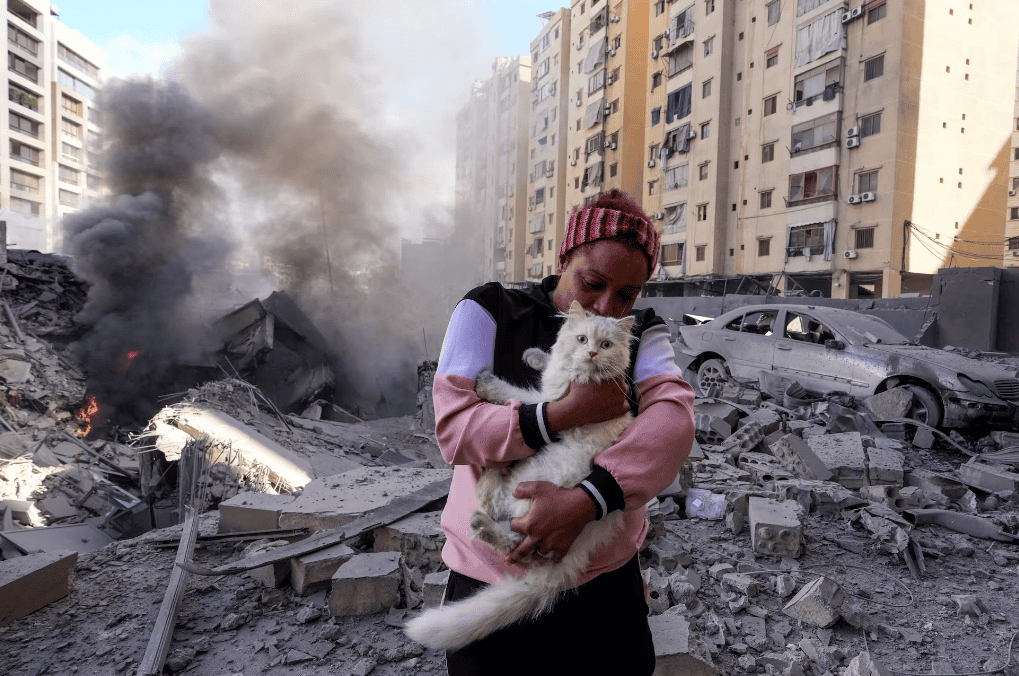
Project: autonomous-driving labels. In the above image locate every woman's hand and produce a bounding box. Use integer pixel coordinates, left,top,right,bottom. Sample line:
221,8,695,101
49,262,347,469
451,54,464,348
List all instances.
545,379,630,432
505,482,596,565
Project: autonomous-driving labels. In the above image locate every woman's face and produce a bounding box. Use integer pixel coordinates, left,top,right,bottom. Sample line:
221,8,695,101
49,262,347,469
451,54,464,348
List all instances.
553,239,649,318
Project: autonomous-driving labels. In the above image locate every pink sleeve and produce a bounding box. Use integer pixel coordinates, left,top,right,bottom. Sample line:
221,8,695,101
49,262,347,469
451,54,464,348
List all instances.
595,372,696,511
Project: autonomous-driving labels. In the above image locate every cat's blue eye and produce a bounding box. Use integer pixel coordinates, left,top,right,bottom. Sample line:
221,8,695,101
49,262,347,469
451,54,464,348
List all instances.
577,335,588,344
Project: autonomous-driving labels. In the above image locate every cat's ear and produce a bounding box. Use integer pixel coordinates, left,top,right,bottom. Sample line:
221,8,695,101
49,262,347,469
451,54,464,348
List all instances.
616,315,636,336
568,300,585,318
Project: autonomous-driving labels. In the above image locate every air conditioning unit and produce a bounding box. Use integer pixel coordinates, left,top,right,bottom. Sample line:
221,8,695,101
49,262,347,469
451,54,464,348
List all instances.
1012,250,1019,256
576,98,583,107
528,204,533,211
841,10,853,23
860,191,876,202
606,74,614,85
570,159,577,166
608,47,616,57
648,159,656,168
577,42,583,50
651,49,659,59
604,140,612,148
792,143,802,154
610,142,617,150
610,14,620,22
848,194,863,204
847,125,860,137
1010,190,1017,196
546,169,554,177
604,105,611,115
851,6,864,19
846,137,861,149
686,128,697,140
654,212,665,220
844,250,859,259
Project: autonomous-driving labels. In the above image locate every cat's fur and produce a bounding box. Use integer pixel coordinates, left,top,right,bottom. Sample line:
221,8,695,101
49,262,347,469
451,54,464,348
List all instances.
405,301,637,651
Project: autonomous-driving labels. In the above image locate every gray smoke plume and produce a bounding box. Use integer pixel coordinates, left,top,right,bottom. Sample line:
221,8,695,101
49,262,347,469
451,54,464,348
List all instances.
64,0,490,421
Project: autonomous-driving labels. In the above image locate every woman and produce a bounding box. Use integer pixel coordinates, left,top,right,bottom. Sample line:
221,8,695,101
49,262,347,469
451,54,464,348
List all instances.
431,189,695,675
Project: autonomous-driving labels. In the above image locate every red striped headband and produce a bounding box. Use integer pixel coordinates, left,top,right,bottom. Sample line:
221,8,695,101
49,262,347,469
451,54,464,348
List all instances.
559,207,660,274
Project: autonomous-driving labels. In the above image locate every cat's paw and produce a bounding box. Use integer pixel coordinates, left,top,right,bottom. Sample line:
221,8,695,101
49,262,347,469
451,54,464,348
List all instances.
522,348,550,372
474,370,508,404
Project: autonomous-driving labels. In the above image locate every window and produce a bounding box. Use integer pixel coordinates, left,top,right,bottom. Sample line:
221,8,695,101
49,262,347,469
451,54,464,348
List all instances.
864,55,884,81
860,112,881,138
787,223,825,255
661,242,684,265
651,107,661,126
695,245,706,261
59,189,80,207
665,163,689,190
61,142,81,162
58,44,99,79
61,95,82,116
696,204,708,221
704,37,714,57
585,131,604,155
791,112,839,154
10,196,40,216
10,139,40,166
649,180,659,196
789,166,837,202
699,163,709,180
857,170,878,194
656,0,665,16
794,58,842,105
9,111,39,138
610,162,617,177
536,58,550,79
703,79,712,98
700,121,710,139
855,227,875,249
8,52,38,83
760,190,773,209
762,143,775,163
59,164,80,185
1012,177,1019,191
784,312,836,343
62,118,83,140
705,0,715,14
867,0,886,23
665,84,692,123
58,69,94,99
535,187,545,205
588,70,605,94
764,96,777,116
652,72,662,90
767,0,781,25
758,238,771,256
11,169,41,195
668,42,693,76
8,24,39,55
1011,207,1019,220
794,9,843,66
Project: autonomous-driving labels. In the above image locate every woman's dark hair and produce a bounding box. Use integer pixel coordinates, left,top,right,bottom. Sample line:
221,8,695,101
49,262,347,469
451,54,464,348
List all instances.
560,189,654,274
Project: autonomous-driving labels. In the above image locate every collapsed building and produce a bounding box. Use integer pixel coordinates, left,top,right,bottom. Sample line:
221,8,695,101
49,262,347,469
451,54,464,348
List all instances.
0,247,1018,675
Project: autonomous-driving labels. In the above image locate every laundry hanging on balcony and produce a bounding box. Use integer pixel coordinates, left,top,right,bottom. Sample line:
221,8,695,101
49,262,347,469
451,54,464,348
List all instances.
794,9,843,67
582,37,607,74
583,96,605,129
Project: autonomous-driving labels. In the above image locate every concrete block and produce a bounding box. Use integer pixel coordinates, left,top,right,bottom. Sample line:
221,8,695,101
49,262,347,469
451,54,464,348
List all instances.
740,615,766,638
290,543,355,596
881,422,909,441
740,408,782,436
782,577,844,628
242,540,292,588
422,570,448,608
958,461,1019,494
709,562,735,580
990,431,1019,447
720,422,765,458
0,359,32,384
738,452,793,484
328,551,402,616
695,414,730,445
648,538,694,572
644,567,670,614
749,497,803,558
805,432,868,489
280,467,452,531
0,550,77,627
771,434,834,481
866,446,904,486
864,388,914,421
845,651,893,676
721,573,761,597
912,426,936,449
372,511,444,568
693,401,739,428
649,609,718,676
217,491,294,534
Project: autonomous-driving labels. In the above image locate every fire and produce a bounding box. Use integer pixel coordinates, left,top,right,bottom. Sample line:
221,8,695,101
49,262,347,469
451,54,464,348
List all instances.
127,350,139,360
76,395,99,436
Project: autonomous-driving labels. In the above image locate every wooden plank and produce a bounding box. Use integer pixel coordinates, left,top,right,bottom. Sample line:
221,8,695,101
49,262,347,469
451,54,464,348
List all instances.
177,477,449,576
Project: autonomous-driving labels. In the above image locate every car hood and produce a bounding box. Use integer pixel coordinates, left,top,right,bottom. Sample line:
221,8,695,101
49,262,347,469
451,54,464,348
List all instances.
864,344,1018,381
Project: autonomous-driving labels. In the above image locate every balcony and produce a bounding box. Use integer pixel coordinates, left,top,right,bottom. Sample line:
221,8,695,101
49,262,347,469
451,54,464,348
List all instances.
8,86,38,112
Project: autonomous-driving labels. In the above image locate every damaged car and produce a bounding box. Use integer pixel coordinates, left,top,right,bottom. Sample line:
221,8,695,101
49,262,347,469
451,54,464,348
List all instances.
673,304,1019,429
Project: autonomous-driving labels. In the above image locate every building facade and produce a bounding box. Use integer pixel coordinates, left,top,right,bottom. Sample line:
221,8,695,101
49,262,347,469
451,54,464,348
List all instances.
1006,40,1019,268
5,0,104,251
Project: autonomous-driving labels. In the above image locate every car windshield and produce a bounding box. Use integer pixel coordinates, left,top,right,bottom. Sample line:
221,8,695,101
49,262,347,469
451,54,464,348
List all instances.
829,312,911,345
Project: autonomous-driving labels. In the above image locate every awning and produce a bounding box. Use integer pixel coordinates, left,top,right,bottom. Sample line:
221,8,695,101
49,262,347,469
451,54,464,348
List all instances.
582,37,607,74
583,97,605,129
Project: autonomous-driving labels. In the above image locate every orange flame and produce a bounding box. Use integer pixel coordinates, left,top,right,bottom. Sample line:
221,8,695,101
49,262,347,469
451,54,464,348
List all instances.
76,395,99,436
127,350,138,360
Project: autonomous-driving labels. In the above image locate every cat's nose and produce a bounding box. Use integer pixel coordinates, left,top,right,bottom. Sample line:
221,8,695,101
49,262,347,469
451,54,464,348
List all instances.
588,351,598,358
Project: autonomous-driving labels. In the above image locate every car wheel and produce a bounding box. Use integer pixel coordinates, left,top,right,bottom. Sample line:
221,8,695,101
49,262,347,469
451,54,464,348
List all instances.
904,385,943,429
696,358,730,395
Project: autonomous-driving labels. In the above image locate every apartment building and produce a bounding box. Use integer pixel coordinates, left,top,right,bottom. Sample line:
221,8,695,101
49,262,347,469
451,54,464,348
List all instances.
642,0,1019,299
455,57,532,284
1007,44,1019,268
563,0,649,237
522,9,571,283
5,0,104,251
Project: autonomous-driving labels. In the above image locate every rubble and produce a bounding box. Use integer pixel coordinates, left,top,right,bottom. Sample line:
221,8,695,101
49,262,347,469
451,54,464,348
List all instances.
0,550,77,627
329,552,403,617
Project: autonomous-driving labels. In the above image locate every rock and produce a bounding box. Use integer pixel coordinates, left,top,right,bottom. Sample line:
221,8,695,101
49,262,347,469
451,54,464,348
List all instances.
220,613,246,631
845,651,892,676
285,649,314,664
165,646,196,672
866,447,904,486
295,606,322,624
912,427,936,449
373,511,444,568
722,573,761,597
775,574,797,598
782,577,843,628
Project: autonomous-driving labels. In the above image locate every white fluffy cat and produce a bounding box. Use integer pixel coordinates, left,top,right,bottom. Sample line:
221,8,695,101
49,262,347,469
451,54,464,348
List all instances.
405,300,637,651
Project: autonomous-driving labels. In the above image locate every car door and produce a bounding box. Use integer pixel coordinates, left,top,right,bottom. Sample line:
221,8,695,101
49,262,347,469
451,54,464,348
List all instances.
717,309,778,382
772,309,858,394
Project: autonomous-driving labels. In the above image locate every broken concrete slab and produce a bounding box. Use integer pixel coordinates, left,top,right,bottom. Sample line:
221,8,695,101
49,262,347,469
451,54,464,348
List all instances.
912,426,935,449
693,401,740,429
845,650,892,676
782,577,844,628
0,523,115,555
278,467,451,532
749,497,803,558
866,446,904,486
649,607,718,675
372,511,444,569
0,550,77,627
771,434,834,481
218,492,294,534
957,460,1019,494
243,539,292,588
805,432,868,489
290,543,356,596
695,414,731,445
0,359,32,384
329,551,402,617
423,570,448,608
721,573,761,597
863,388,914,421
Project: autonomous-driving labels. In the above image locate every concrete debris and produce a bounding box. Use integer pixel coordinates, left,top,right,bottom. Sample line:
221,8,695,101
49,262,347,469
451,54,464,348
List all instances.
649,607,718,675
329,552,403,617
805,432,869,489
863,387,915,421
782,577,844,628
290,542,355,596
957,459,1019,493
0,550,77,626
749,497,803,558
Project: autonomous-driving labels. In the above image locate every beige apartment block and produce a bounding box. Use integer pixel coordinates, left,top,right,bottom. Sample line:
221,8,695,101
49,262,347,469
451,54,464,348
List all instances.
642,0,1019,299
1005,41,1019,268
456,57,532,284
523,9,571,283
4,0,104,252
563,0,649,230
